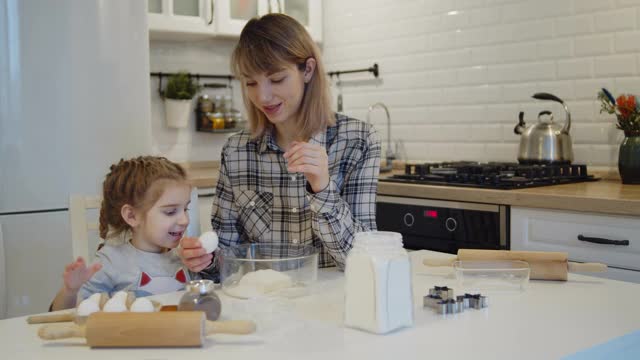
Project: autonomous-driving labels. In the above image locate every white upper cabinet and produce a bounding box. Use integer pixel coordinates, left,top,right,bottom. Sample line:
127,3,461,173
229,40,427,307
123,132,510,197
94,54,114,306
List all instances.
148,0,322,42
148,0,215,39
214,0,267,37
267,0,322,42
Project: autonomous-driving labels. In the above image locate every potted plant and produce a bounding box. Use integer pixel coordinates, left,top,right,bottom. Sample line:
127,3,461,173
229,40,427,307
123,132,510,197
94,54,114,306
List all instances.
598,88,640,184
164,72,199,128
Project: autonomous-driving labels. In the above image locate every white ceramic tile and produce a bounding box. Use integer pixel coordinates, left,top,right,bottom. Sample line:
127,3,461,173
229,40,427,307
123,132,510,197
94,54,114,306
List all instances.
555,15,594,36
537,39,573,59
557,59,594,79
575,34,613,56
594,9,637,32
615,31,640,52
594,54,638,77
575,0,616,14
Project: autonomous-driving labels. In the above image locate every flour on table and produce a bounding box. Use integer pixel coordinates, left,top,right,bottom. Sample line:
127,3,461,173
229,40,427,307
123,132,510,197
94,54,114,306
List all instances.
225,269,293,298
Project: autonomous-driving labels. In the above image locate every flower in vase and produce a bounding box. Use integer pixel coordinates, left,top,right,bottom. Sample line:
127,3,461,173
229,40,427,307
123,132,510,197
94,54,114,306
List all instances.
598,88,640,136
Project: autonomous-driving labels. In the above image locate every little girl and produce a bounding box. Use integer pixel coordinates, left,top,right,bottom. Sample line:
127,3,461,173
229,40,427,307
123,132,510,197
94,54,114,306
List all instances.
51,156,198,311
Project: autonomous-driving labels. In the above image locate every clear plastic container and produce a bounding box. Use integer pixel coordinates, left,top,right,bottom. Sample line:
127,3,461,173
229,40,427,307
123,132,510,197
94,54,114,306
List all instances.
453,260,530,292
220,244,319,299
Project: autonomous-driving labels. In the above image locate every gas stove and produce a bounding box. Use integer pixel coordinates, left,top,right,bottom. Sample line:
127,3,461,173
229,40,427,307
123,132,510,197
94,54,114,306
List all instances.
380,161,598,190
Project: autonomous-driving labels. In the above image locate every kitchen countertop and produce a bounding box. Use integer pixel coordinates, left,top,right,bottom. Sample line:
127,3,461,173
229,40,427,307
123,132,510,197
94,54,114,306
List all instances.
2,250,639,359
184,162,640,216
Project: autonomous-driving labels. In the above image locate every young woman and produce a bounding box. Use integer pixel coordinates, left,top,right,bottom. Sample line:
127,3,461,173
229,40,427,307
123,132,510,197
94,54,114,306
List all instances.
180,13,381,274
51,156,195,310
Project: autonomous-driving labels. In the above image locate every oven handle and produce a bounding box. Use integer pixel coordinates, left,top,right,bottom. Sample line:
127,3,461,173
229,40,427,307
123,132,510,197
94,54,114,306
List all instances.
376,195,500,212
577,234,630,246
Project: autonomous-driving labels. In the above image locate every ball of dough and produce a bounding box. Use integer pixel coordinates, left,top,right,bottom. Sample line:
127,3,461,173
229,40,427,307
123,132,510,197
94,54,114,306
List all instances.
199,231,219,253
130,298,155,312
77,297,100,316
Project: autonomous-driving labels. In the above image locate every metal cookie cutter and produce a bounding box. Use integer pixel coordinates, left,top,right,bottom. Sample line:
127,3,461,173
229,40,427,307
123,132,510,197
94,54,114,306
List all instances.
429,286,454,300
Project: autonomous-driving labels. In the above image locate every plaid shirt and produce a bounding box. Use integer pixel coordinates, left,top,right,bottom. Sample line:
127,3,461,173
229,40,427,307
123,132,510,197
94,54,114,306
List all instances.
207,113,381,270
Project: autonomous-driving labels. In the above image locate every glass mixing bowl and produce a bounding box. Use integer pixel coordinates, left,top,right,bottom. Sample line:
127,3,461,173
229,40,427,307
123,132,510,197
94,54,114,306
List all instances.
220,243,319,299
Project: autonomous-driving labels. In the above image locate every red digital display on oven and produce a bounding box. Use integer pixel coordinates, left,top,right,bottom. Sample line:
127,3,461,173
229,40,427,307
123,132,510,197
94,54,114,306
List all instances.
424,210,438,218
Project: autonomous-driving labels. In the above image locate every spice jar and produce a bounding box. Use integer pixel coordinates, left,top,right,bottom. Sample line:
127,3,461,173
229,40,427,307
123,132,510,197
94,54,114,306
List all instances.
210,112,225,130
224,112,236,129
178,280,221,321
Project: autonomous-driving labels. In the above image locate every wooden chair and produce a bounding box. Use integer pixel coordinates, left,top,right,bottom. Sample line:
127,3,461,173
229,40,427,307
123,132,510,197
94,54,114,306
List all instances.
69,195,103,262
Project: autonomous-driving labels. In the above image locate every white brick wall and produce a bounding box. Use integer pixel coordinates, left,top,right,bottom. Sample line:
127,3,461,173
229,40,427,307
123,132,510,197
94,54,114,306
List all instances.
149,39,242,163
323,0,640,166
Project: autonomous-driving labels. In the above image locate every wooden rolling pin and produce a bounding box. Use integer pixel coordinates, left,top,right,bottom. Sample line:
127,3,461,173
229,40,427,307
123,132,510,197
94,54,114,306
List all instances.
38,312,256,347
423,249,607,281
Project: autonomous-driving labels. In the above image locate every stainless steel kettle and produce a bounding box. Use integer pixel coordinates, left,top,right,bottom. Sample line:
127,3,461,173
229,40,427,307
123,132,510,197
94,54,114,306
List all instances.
514,92,574,164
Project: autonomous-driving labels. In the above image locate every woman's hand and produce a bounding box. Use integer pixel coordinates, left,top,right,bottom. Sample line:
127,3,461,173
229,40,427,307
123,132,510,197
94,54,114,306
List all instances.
63,257,102,293
178,236,214,272
284,141,329,193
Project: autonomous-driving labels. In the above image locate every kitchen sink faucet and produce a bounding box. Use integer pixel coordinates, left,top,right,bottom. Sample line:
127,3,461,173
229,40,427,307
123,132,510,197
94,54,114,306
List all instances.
367,102,395,173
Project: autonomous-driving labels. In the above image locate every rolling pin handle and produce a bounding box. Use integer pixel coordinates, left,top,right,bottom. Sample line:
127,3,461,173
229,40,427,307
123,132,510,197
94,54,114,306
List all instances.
38,323,86,340
567,262,608,273
422,258,456,267
205,320,257,335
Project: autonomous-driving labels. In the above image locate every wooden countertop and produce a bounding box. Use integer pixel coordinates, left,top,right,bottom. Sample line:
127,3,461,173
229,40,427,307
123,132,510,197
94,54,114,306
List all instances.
183,161,640,217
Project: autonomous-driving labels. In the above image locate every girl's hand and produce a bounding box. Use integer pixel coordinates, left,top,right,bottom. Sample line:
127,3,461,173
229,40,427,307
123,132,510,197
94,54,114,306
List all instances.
63,257,102,293
284,141,329,193
178,236,214,272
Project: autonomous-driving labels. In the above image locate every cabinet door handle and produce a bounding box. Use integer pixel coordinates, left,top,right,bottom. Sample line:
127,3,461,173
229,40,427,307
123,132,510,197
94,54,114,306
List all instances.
577,234,630,246
208,0,214,25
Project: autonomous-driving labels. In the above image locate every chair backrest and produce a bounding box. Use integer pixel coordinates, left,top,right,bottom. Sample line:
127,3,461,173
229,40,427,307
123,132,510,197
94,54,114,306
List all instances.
69,195,103,262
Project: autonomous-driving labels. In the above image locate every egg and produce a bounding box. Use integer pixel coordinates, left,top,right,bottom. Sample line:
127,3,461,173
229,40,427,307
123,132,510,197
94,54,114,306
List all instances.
77,297,100,316
103,292,128,312
199,231,219,254
130,298,155,312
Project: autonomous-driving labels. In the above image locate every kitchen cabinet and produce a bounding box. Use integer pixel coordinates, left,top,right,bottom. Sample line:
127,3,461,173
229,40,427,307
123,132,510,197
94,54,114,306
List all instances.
148,0,322,42
148,0,215,39
269,0,322,42
216,0,321,41
511,206,640,283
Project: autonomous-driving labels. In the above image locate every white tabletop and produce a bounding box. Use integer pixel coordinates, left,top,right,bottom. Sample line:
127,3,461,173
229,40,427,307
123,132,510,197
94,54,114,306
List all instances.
2,250,640,360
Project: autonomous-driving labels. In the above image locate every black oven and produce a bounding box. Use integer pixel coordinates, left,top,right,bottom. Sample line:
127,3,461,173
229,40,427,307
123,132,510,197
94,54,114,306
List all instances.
376,195,509,254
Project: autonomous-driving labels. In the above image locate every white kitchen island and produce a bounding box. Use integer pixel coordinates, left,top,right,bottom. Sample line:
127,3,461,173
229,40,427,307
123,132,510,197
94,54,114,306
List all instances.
2,250,639,360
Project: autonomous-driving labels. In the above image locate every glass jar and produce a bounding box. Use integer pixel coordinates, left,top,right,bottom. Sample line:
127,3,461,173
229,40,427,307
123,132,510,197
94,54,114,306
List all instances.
178,280,221,321
224,112,236,129
210,112,225,130
344,231,413,334
213,95,223,113
198,94,213,113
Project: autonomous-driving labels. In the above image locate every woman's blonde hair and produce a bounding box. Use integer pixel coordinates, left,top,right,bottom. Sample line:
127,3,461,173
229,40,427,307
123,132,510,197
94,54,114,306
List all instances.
231,13,334,140
98,156,188,240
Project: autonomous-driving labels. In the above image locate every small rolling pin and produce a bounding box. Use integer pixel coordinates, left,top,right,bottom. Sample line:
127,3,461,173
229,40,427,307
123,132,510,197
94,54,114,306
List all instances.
38,312,256,347
423,249,607,281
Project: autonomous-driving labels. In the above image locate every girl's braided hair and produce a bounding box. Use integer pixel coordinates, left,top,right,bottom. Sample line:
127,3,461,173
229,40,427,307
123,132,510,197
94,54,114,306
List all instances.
98,156,188,239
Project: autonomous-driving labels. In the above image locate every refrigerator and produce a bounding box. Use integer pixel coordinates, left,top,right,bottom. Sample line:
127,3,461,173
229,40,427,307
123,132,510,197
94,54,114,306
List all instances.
0,1,152,318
